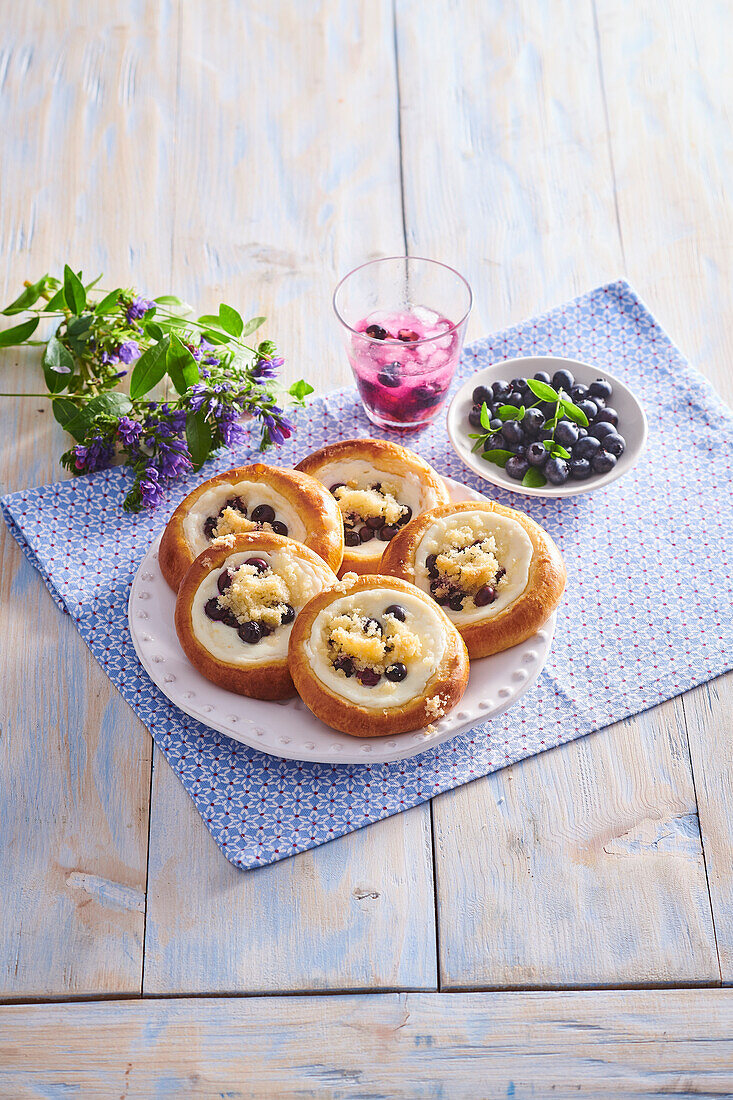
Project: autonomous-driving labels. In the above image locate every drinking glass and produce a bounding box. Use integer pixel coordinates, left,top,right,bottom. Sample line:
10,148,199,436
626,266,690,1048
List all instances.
333,256,472,431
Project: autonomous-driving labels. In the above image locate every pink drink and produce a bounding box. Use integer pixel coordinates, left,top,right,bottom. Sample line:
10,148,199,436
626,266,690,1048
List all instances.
349,307,461,431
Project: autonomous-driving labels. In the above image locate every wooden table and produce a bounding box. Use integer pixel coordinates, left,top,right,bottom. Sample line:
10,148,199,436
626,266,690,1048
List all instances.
1,2,731,1095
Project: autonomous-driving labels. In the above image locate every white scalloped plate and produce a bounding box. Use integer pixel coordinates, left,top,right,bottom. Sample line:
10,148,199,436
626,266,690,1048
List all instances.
128,477,555,764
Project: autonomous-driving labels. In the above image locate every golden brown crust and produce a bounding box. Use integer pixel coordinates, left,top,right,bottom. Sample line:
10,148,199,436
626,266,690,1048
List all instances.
160,463,344,591
174,532,338,701
287,574,469,737
380,501,566,658
294,438,450,577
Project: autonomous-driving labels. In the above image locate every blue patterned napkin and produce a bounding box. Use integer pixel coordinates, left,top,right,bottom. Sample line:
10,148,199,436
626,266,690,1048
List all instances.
3,281,732,869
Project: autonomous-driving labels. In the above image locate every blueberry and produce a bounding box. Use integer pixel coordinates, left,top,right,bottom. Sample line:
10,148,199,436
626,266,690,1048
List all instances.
413,382,443,408
221,609,239,629
545,456,570,485
590,421,616,441
333,655,354,677
271,520,289,536
511,376,529,393
602,432,625,456
363,616,383,635
491,379,511,399
398,506,412,525
595,406,619,427
522,408,544,436
533,370,552,385
430,579,449,606
526,441,548,467
573,434,601,461
555,421,579,447
251,504,276,525
357,668,381,687
365,324,388,340
204,597,226,622
238,620,262,644
539,400,557,418
359,526,374,542
280,604,295,625
474,585,497,606
472,384,493,406
468,405,483,429
366,514,385,530
384,603,407,622
552,368,575,392
344,530,360,547
506,391,524,408
576,399,598,421
569,458,592,480
217,569,232,594
592,394,606,409
203,516,217,539
397,328,419,342
484,431,505,450
448,592,465,611
377,366,401,388
577,427,588,438
589,378,613,401
244,557,269,573
385,662,407,682
329,482,346,494
506,455,529,480
570,384,589,402
425,554,438,577
592,450,617,474
502,420,524,445
379,524,399,541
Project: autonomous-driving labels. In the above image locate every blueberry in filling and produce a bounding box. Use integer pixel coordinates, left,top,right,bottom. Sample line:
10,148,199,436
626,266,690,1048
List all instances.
202,496,288,539
385,662,407,682
331,480,412,545
384,603,407,622
204,560,298,645
426,536,506,612
327,608,417,688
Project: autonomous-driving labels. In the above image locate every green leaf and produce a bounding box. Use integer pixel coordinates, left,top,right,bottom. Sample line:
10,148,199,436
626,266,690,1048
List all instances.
94,289,121,315
481,447,514,468
154,295,191,312
42,334,74,382
65,392,132,436
43,286,66,312
155,315,188,331
525,377,558,402
166,333,199,393
197,313,226,330
186,409,212,470
498,404,520,421
2,275,49,315
522,466,547,488
130,335,170,399
84,273,103,292
199,327,229,345
144,320,164,342
516,405,526,420
288,379,314,401
547,442,571,460
218,303,244,337
63,265,86,314
52,397,85,439
0,316,39,347
560,399,589,427
242,315,266,338
479,401,492,430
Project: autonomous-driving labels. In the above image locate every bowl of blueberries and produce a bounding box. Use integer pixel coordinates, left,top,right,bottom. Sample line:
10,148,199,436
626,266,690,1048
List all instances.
446,355,648,497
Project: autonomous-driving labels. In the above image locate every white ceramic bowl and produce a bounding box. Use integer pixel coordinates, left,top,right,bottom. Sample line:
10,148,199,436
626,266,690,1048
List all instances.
447,355,648,497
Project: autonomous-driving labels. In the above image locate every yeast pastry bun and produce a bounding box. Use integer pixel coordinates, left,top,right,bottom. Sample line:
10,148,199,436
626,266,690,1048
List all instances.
160,463,344,591
174,532,339,700
295,438,449,577
380,500,565,658
288,573,469,737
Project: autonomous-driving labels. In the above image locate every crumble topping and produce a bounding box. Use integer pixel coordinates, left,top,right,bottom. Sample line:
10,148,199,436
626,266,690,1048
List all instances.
214,507,259,538
218,563,291,628
334,483,404,526
327,609,423,674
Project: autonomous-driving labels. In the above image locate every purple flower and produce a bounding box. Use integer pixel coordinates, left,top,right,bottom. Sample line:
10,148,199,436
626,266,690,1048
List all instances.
126,296,154,323
157,438,192,479
139,467,163,509
117,340,140,364
261,405,294,445
187,383,208,413
118,416,143,446
72,435,114,474
251,355,283,382
217,407,248,447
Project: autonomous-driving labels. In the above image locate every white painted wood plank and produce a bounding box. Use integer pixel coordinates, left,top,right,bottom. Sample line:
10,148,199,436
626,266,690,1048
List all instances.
395,0,719,987
596,0,733,981
3,990,733,1098
142,0,437,995
0,0,177,998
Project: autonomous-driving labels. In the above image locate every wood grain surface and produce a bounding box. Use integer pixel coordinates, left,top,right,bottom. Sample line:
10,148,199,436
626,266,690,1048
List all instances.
2,989,733,1098
0,0,732,1085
